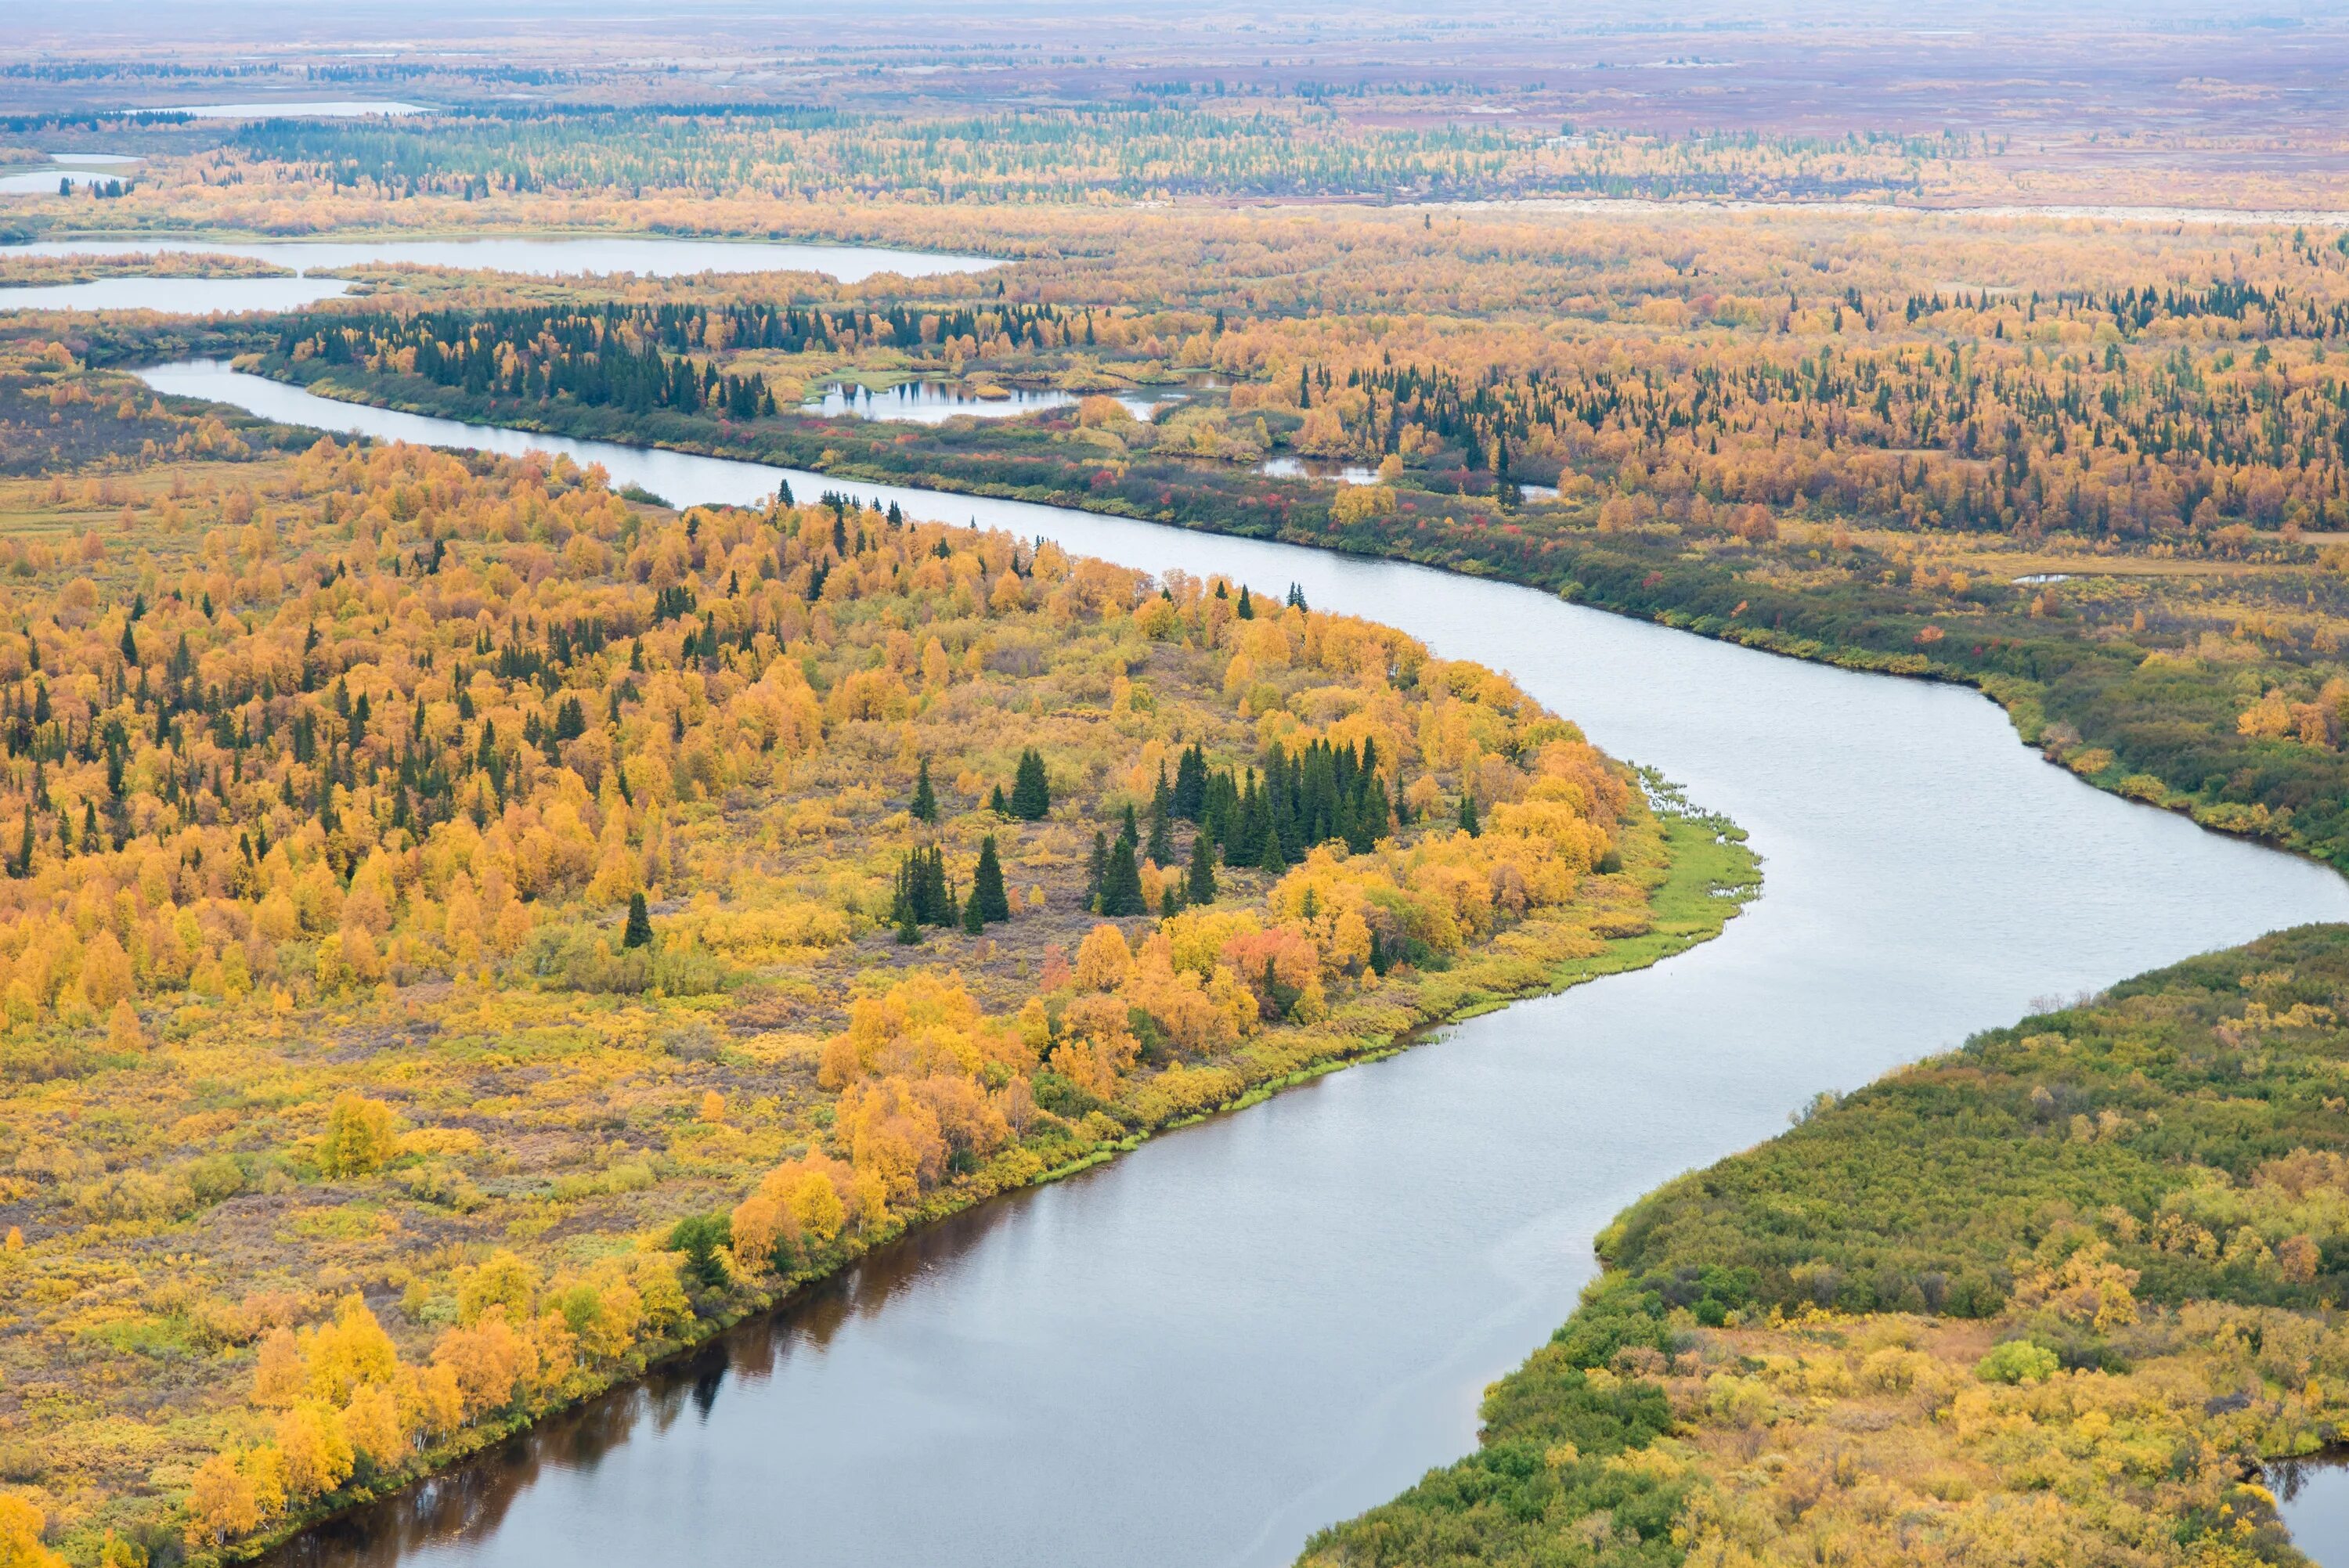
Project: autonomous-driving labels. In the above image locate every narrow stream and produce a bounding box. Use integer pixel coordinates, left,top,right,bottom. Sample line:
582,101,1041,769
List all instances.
143,362,2349,1568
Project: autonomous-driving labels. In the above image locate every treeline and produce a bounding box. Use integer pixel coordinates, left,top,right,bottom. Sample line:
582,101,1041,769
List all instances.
272,298,1100,417
1288,328,2349,535
179,103,2003,205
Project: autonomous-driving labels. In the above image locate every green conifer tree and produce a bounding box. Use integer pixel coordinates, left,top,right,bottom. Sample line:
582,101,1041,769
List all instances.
1009,748,1051,820
1084,831,1109,908
911,758,937,824
972,834,1012,923
1188,831,1218,905
622,892,653,949
1098,836,1145,917
1146,765,1175,865
1257,820,1287,874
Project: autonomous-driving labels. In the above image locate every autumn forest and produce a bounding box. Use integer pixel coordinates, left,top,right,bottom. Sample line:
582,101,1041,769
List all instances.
5,3,2349,1566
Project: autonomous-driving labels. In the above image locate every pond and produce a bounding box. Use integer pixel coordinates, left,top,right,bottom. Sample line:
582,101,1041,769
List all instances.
144,361,2349,1568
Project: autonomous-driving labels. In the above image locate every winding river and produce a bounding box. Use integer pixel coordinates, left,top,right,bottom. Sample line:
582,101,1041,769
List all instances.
142,362,2349,1568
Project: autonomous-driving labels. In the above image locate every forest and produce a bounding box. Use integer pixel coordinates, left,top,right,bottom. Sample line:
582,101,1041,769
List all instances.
0,328,1743,1563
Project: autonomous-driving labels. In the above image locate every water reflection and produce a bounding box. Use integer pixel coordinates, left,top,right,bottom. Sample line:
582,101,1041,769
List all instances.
1258,455,1379,484
804,380,1174,424
1254,456,1555,502
2273,1452,2349,1564
265,1181,1041,1567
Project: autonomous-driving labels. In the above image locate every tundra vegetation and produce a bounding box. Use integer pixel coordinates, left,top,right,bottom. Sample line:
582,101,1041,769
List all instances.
1307,925,2349,1568
0,332,1740,1563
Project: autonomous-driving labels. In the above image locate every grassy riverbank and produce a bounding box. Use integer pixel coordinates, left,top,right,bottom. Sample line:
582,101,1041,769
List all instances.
1306,922,2349,1568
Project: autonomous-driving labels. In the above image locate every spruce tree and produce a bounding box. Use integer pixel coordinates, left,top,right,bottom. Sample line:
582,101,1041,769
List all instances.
1009,748,1051,820
972,834,1012,923
1236,585,1255,619
988,782,1009,816
1098,836,1144,917
961,888,986,934
911,758,937,824
1458,792,1481,838
1146,766,1174,865
1187,831,1218,905
1257,819,1287,874
1084,831,1109,908
1172,743,1207,820
622,892,653,949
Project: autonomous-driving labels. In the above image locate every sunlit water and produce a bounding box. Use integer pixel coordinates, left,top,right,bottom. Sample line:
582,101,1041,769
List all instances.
0,236,995,313
143,361,2349,1568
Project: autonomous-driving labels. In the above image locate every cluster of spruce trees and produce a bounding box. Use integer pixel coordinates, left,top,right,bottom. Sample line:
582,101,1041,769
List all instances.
890,834,1012,943
1073,735,1402,919
1180,736,1398,870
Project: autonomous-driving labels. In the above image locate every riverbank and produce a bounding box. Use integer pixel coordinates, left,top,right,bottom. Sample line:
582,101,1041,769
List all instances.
232,809,1756,1565
195,359,2349,881
1307,921,2349,1567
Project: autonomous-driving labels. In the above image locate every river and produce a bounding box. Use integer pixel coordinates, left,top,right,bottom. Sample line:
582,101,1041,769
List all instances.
140,362,2349,1568
0,238,995,314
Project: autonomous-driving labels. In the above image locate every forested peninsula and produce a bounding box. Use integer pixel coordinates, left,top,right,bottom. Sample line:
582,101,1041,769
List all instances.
0,333,1751,1563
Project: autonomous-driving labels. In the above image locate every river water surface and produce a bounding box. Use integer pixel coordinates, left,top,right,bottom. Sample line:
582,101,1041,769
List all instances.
143,362,2349,1568
0,238,994,313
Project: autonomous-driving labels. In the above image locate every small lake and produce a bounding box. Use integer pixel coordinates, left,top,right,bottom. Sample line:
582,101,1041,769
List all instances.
0,157,143,196
143,362,2349,1568
1256,456,1556,501
1260,455,1380,485
0,236,998,314
804,380,1177,424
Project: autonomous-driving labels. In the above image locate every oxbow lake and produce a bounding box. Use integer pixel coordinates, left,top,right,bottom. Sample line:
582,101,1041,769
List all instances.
141,360,2349,1568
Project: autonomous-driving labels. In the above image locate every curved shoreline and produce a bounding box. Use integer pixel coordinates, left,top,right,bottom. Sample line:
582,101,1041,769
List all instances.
225,813,1754,1563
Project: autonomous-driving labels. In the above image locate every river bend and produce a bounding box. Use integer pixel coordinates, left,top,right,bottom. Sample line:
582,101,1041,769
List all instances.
138,362,2349,1568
